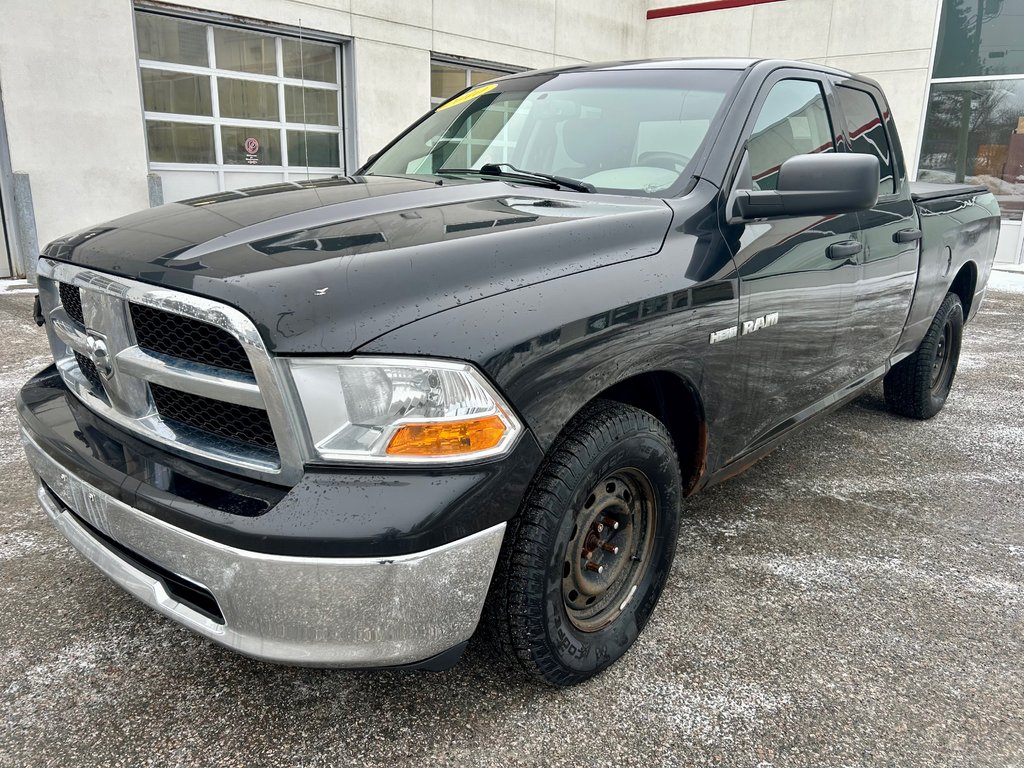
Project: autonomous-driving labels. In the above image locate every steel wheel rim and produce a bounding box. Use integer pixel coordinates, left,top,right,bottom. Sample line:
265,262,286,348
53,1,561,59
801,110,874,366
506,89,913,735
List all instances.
931,319,954,391
561,468,657,633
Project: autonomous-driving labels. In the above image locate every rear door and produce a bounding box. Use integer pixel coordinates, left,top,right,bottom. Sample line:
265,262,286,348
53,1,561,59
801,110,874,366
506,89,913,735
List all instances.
720,71,862,460
833,80,919,379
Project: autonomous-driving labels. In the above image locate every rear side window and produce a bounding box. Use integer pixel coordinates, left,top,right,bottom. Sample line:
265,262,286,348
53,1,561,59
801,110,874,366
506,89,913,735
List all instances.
836,85,896,196
747,79,835,191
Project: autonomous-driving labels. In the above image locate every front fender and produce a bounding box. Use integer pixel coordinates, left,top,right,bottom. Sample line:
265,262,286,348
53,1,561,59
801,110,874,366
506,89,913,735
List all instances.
359,248,739,465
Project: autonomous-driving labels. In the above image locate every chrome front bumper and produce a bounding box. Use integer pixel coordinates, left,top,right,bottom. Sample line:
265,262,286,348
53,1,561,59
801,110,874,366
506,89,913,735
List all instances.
21,428,505,667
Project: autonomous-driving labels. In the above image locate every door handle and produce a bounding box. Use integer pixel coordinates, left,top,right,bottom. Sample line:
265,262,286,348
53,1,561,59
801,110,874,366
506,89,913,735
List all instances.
893,228,923,243
826,240,863,261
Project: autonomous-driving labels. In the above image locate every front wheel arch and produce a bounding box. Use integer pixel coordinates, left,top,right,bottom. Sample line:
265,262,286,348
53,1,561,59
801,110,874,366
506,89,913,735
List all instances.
483,399,682,686
580,369,708,495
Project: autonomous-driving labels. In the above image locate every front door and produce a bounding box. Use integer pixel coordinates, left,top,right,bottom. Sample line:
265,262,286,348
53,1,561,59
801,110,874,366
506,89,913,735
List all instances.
720,74,861,461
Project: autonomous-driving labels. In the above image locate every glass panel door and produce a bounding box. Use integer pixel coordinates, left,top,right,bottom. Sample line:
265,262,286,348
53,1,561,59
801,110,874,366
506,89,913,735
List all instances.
135,10,346,200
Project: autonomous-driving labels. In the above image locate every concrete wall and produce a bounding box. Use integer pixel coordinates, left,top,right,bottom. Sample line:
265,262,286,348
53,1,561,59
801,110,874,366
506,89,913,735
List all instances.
645,0,941,174
0,1,151,252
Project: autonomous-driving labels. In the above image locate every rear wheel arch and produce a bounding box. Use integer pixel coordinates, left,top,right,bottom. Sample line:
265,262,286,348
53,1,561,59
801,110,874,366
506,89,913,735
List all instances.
949,261,978,322
884,291,963,420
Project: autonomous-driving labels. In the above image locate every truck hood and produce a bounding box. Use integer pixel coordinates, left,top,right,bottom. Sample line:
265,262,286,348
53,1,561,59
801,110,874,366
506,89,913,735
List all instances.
43,175,673,354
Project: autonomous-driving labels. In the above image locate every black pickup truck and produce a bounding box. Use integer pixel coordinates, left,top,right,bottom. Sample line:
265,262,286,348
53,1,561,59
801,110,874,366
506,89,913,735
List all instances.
17,58,1000,687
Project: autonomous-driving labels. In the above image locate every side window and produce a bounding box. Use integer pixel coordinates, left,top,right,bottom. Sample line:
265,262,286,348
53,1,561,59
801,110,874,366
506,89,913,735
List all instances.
746,79,835,191
836,85,896,196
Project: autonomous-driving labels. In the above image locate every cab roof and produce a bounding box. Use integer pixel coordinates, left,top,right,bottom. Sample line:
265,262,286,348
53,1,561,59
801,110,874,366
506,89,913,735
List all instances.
492,57,856,81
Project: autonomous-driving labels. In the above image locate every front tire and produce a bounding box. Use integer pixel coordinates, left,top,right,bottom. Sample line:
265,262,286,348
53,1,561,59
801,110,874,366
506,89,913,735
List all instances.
486,400,681,687
884,291,964,419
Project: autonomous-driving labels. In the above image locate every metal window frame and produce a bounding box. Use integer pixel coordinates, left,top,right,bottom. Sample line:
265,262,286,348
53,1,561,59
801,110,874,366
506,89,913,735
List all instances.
429,54,523,106
132,3,355,189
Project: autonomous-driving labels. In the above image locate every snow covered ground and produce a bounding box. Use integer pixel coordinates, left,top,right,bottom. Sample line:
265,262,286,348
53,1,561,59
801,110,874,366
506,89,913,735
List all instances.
990,267,1024,293
0,279,34,295
1,267,1023,767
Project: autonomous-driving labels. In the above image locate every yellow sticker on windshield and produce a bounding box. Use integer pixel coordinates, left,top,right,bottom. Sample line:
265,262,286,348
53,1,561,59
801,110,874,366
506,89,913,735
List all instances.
436,83,497,111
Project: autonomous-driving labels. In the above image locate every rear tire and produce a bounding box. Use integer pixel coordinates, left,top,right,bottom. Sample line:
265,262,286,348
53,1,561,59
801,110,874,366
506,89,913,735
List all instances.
485,400,681,687
884,292,963,420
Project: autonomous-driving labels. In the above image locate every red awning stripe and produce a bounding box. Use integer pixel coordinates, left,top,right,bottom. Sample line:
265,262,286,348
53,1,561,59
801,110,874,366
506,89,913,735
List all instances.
648,0,786,20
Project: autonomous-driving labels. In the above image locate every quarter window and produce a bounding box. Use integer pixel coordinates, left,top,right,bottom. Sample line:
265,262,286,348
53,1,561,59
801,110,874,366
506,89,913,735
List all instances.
135,11,347,202
836,86,896,196
746,79,835,191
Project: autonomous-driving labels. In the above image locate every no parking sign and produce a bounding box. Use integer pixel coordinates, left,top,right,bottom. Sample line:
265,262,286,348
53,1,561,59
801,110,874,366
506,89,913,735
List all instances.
244,137,260,164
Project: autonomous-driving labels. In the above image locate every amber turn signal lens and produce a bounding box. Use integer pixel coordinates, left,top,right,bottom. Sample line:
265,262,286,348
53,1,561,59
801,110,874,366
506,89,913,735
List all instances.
385,414,507,457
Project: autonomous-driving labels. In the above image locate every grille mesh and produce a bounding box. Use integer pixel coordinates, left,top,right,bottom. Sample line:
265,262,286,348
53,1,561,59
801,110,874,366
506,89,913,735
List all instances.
59,283,84,325
129,303,252,373
74,352,105,392
150,383,276,451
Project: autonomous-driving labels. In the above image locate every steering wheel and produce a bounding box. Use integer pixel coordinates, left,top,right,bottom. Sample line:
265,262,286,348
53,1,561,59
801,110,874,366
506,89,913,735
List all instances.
637,151,692,172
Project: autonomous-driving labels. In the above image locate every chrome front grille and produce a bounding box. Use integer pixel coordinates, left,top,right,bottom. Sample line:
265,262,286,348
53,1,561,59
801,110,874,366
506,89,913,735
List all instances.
129,303,254,373
74,351,105,391
149,383,278,451
58,282,84,324
36,258,304,484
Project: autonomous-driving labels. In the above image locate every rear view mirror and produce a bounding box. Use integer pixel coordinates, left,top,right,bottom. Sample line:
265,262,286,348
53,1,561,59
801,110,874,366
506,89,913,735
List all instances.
734,153,880,220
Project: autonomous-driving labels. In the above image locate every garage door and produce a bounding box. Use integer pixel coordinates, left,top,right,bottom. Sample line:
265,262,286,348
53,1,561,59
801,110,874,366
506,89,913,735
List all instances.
135,11,349,202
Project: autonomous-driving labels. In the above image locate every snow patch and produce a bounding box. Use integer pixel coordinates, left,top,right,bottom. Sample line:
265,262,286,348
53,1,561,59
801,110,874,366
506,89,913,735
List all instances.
0,355,50,401
744,553,1022,601
4,636,104,696
957,352,988,370
0,530,59,561
616,678,792,745
989,270,1024,294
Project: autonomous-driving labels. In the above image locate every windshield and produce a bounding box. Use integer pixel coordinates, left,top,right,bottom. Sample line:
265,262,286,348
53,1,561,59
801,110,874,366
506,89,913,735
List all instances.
363,68,740,196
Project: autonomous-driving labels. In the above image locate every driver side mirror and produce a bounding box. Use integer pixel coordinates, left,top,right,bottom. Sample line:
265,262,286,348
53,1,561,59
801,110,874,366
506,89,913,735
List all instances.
733,153,880,220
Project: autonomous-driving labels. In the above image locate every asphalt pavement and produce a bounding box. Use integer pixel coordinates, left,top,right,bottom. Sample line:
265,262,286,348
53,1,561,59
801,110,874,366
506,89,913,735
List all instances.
1,279,1021,767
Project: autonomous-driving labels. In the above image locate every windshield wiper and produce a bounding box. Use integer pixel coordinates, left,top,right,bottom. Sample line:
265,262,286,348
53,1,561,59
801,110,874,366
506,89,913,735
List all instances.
438,163,595,193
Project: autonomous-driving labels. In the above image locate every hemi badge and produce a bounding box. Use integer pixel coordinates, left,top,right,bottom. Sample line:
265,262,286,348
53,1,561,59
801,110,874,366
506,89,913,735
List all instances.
709,326,738,344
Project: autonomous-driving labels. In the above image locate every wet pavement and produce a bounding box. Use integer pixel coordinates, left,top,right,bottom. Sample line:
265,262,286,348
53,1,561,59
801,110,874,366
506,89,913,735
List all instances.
1,282,1021,767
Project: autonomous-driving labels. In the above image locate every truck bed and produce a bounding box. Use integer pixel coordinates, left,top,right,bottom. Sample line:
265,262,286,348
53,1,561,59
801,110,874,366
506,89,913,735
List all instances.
910,181,990,203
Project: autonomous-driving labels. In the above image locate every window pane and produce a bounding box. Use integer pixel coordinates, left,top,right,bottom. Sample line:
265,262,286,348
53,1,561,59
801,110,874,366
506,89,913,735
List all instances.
934,0,1024,78
287,131,341,167
284,86,339,125
221,126,281,165
141,69,213,116
135,12,209,67
470,68,505,86
748,79,834,191
214,27,277,75
218,77,280,121
431,64,467,101
146,121,215,163
836,86,896,195
918,79,1024,221
281,39,337,83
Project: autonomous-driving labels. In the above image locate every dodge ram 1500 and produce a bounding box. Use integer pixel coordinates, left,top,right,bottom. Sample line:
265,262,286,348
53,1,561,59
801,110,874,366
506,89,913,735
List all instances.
17,58,1000,686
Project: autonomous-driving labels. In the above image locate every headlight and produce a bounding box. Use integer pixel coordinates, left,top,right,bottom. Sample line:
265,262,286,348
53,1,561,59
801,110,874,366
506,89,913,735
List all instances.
285,357,523,463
